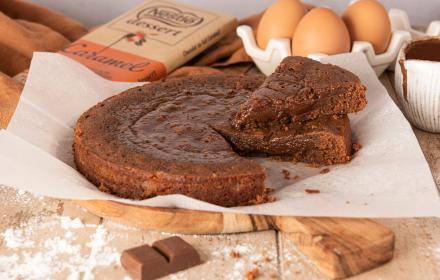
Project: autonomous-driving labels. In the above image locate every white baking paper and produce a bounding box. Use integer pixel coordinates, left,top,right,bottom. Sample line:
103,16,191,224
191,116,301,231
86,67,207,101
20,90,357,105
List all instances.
1,52,439,217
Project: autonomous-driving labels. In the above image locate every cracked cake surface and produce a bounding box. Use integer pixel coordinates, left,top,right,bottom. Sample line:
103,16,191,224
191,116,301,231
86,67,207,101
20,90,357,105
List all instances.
74,75,268,207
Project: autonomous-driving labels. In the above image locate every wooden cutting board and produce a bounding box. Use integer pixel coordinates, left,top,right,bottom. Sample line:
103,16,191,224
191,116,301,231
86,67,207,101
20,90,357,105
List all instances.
78,200,394,279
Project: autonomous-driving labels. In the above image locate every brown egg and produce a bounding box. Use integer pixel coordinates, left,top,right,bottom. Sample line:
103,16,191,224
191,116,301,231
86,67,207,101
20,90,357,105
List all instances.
342,0,391,54
257,0,306,49
292,8,351,56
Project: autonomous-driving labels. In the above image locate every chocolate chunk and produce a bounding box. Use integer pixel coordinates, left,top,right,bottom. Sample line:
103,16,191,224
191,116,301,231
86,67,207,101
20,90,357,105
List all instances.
121,236,202,280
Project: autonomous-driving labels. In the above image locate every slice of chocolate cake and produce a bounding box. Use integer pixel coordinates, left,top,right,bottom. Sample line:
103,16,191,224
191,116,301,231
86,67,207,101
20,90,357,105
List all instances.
233,56,367,128
214,115,352,165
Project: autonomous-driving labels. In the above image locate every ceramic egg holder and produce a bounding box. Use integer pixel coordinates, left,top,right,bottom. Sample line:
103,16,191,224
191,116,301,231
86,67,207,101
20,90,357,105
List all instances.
389,9,440,39
237,9,440,77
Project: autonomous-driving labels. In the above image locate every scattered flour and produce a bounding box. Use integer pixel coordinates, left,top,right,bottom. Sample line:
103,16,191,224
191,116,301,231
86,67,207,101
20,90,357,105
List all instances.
0,216,120,280
17,189,26,195
60,216,84,230
2,228,35,249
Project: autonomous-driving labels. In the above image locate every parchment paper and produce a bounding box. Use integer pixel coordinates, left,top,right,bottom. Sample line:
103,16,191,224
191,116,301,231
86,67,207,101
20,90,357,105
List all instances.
1,52,439,217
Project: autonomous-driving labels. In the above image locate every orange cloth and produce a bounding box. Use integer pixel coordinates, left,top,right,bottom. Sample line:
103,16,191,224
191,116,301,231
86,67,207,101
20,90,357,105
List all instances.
0,0,88,41
170,12,263,77
191,12,262,67
0,12,71,76
0,71,23,129
0,2,87,128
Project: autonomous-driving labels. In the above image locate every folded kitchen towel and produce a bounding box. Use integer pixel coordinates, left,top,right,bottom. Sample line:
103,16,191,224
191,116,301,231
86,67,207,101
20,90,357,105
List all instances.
0,0,87,41
0,72,22,129
170,12,263,78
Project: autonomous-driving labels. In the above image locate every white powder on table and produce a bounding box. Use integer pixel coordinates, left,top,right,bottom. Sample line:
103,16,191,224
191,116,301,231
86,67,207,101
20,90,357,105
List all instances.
0,216,120,280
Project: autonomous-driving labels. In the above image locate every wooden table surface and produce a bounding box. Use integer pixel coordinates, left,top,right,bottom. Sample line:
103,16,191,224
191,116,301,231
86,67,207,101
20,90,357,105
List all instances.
1,74,439,280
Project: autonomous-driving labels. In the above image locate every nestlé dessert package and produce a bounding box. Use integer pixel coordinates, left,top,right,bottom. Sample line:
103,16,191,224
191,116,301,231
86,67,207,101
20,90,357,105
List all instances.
60,0,236,81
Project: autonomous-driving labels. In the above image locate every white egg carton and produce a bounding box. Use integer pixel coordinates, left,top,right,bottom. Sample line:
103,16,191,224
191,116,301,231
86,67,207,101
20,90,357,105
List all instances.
237,9,440,77
389,9,440,39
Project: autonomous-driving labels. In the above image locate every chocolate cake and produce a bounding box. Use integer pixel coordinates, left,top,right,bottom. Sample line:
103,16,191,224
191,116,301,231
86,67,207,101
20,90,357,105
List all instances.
214,115,352,165
233,56,367,128
74,75,268,207
74,73,358,206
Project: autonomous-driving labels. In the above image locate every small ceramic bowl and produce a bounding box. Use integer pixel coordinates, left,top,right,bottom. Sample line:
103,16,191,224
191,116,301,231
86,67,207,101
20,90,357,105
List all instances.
394,37,440,133
237,9,440,77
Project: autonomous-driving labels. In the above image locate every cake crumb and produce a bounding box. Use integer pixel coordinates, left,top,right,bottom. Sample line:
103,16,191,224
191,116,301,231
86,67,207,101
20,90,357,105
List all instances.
245,268,260,280
305,189,320,194
352,143,362,153
306,162,321,168
282,169,290,180
246,188,276,205
264,256,272,263
98,183,112,194
229,251,241,259
319,168,330,174
293,175,299,180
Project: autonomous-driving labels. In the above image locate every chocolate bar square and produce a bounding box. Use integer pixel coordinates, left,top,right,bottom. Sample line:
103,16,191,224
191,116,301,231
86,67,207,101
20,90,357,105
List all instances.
121,237,202,280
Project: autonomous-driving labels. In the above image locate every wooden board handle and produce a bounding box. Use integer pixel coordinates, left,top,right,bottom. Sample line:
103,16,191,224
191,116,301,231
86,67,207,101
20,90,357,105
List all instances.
77,200,281,234
274,217,395,279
